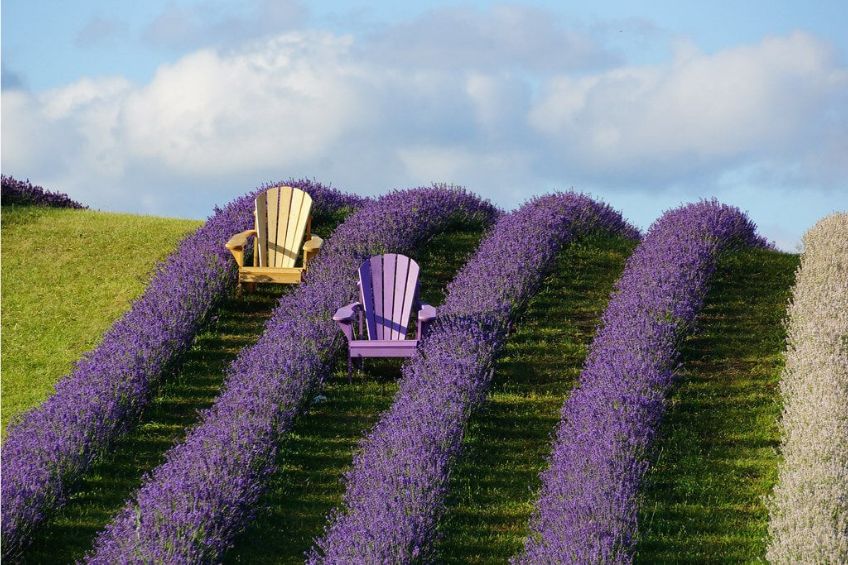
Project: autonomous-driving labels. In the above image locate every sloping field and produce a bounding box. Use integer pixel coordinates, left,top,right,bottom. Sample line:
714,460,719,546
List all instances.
1,205,202,432
21,222,487,563
5,192,832,563
636,248,798,561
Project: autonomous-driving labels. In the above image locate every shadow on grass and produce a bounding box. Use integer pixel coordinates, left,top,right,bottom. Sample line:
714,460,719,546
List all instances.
435,235,636,563
223,228,485,564
634,248,798,563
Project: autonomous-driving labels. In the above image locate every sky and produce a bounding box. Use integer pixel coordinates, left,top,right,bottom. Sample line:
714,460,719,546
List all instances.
2,1,847,250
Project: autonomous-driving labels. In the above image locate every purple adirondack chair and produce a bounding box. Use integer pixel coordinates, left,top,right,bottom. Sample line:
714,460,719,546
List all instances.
333,254,437,381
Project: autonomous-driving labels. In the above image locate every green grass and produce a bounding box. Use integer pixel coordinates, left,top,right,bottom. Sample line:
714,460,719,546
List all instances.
435,235,637,563
635,248,799,563
1,205,202,433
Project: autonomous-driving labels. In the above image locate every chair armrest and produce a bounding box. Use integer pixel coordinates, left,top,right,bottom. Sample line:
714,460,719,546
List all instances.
225,230,257,251
303,235,323,252
225,230,257,268
418,303,437,322
333,302,362,322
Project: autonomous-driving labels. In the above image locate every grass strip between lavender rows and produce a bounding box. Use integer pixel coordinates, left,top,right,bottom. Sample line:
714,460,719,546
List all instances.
223,225,487,563
24,286,288,563
86,186,499,563
22,207,358,563
514,200,772,564
0,179,365,560
634,246,797,561
435,234,637,563
767,213,848,563
309,193,640,563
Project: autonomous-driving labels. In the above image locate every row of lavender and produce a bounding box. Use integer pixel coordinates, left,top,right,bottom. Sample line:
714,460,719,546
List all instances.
6,185,782,562
85,187,499,563
1,180,366,560
309,193,640,562
767,213,848,563
1,175,87,208
514,200,771,563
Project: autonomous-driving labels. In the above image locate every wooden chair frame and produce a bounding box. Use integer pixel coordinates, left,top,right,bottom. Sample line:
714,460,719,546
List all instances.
334,254,437,381
225,186,323,287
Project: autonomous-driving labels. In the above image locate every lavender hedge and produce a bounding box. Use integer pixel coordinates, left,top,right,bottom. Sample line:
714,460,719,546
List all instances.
309,193,639,563
85,186,498,563
1,175,87,208
767,213,848,563
514,200,770,564
1,179,364,560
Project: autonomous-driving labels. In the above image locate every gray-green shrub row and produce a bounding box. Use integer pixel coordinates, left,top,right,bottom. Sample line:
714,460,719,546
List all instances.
767,213,848,563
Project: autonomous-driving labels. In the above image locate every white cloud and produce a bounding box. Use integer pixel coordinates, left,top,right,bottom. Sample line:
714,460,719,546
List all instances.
122,32,367,175
143,0,307,50
75,16,127,48
2,9,845,245
528,31,848,185
359,4,616,72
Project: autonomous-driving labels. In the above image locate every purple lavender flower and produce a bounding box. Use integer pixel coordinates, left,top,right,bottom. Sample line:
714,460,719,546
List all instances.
1,175,87,208
1,179,365,560
514,200,770,564
308,193,639,564
85,186,498,564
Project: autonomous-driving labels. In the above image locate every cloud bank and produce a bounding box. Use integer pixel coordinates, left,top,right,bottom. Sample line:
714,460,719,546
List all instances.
2,5,846,247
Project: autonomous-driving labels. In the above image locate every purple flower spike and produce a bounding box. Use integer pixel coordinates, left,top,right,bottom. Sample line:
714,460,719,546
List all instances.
1,179,366,560
85,186,498,564
309,193,639,564
2,175,87,208
514,200,770,564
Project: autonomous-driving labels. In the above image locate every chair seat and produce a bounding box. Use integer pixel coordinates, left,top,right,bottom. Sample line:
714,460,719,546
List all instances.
238,266,303,284
349,339,418,358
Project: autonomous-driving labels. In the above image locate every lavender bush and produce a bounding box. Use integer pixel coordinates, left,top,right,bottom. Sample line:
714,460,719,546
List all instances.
309,193,639,563
1,175,87,208
85,186,498,564
767,213,848,563
1,179,364,560
514,200,770,564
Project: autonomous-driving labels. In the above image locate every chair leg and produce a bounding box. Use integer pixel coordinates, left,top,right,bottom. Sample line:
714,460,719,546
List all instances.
348,356,353,384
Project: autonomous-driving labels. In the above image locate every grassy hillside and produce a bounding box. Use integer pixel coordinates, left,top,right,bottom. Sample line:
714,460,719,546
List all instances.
1,205,202,433
4,206,801,562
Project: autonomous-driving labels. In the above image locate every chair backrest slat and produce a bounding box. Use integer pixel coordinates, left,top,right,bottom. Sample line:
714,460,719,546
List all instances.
359,254,420,341
359,262,377,339
255,191,269,267
253,186,312,268
382,254,397,339
398,258,419,340
273,187,291,267
266,187,281,267
284,189,310,268
389,255,408,340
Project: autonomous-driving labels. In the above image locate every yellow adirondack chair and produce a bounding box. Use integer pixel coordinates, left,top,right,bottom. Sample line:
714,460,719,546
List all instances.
225,186,323,286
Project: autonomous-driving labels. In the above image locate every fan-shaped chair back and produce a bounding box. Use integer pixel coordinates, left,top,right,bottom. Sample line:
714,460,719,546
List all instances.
254,186,313,268
358,254,420,341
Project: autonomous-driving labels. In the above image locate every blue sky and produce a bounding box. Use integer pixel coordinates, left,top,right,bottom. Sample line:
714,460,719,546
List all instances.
3,1,847,249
